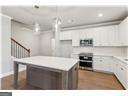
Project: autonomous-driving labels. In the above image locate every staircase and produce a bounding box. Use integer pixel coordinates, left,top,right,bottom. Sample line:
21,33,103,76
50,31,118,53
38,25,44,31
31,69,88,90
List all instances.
11,38,30,58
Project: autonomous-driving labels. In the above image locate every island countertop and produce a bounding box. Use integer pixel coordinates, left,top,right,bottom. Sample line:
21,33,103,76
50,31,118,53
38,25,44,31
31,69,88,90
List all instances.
14,56,79,71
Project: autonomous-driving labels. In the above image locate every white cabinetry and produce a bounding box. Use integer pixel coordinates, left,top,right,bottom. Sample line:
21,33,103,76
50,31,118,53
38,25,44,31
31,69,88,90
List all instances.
113,58,128,89
72,30,80,46
93,56,113,73
93,25,119,46
72,25,119,46
60,31,72,40
118,17,128,46
61,25,119,46
79,28,94,39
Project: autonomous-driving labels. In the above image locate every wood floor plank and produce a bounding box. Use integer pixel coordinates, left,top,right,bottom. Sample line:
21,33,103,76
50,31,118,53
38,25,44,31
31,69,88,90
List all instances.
1,70,124,90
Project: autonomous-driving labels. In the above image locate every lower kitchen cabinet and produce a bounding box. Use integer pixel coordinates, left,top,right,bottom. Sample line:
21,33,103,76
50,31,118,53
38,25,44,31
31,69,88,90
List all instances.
113,58,128,89
71,54,128,89
93,56,113,73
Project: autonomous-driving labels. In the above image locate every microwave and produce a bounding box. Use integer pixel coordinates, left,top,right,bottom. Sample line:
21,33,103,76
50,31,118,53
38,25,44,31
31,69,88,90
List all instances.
80,39,93,46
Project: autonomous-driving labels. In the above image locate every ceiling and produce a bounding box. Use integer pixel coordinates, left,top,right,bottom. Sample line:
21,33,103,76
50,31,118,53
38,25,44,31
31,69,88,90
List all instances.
2,6,128,31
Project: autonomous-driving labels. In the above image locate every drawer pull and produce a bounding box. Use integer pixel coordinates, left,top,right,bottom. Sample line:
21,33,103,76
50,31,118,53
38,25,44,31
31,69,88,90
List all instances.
121,68,123,70
100,60,102,62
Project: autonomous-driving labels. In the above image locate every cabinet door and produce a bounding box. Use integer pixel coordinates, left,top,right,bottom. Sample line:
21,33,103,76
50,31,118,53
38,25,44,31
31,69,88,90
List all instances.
93,28,101,46
100,57,112,72
113,58,119,76
72,31,80,46
93,56,103,71
60,31,71,40
118,64,127,89
107,25,119,46
113,58,128,89
99,27,109,46
93,56,113,72
93,25,119,46
118,17,128,46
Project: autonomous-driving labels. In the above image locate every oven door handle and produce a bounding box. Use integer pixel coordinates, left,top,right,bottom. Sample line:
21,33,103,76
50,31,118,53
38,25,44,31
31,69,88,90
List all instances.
84,57,88,59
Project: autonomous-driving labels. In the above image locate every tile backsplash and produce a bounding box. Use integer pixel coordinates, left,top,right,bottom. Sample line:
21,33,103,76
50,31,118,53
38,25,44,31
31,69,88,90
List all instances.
72,46,127,57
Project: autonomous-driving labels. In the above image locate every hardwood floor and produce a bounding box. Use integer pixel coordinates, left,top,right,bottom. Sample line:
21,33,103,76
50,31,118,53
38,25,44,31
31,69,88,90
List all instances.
1,69,124,90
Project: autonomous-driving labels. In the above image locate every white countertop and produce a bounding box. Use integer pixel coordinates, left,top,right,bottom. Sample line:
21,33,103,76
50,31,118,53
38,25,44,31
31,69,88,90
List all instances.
113,56,128,65
14,56,78,71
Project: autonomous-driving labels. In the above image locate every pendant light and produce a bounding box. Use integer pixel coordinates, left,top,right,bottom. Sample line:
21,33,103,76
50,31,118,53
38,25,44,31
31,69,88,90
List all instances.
53,6,61,32
33,0,41,35
34,22,41,35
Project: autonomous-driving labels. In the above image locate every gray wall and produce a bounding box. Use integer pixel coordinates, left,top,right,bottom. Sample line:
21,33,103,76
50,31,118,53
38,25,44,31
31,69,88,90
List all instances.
39,31,73,58
39,31,53,56
59,40,73,58
11,21,40,56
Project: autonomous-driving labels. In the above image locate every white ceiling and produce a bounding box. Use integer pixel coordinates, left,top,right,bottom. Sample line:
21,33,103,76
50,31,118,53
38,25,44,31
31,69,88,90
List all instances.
2,6,128,31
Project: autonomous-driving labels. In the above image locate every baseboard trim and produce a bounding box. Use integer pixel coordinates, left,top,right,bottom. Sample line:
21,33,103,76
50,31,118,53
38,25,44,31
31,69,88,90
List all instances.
1,68,26,78
93,69,113,74
114,74,126,90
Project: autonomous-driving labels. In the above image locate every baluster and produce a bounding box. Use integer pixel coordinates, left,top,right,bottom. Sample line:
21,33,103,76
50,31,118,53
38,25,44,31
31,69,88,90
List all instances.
21,48,23,58
19,46,21,58
16,44,18,58
11,41,14,56
12,41,13,56
11,38,30,58
21,47,23,58
14,43,16,57
11,40,12,56
18,45,19,58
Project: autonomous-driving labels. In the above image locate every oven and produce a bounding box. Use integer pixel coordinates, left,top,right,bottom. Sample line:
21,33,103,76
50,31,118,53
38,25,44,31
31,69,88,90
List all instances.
79,53,93,71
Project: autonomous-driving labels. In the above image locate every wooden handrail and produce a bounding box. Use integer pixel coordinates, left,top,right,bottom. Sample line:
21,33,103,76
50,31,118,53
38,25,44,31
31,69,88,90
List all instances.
11,38,30,53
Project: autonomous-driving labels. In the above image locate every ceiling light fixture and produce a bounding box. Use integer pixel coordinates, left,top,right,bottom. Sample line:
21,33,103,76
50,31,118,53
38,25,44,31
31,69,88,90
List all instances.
34,22,41,35
34,5,39,9
98,13,103,17
68,19,74,23
34,0,40,9
52,6,62,32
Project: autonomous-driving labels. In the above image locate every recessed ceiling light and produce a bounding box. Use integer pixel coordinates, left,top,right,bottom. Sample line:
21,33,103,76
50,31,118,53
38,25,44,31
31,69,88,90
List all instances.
98,13,103,17
68,19,74,23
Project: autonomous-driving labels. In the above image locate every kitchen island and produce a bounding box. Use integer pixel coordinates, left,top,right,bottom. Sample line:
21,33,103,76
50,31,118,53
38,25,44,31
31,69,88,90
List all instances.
13,56,78,90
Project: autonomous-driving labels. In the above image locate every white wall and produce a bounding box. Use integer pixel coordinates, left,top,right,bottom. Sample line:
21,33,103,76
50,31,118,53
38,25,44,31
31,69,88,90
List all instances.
0,11,2,89
59,40,73,58
126,47,128,58
11,21,40,56
39,31,73,58
0,14,11,78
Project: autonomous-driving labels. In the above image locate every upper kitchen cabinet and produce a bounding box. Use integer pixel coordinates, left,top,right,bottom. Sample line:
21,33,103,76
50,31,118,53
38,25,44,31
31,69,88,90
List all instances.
118,17,128,46
93,25,119,46
72,30,80,46
72,25,119,47
79,28,94,39
71,25,119,47
60,31,72,40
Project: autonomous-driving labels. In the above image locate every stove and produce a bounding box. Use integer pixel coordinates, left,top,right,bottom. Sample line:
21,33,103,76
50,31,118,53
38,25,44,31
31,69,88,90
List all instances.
79,53,93,71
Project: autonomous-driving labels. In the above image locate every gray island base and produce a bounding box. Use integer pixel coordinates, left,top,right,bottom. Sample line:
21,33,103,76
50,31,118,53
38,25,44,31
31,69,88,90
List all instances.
13,56,78,90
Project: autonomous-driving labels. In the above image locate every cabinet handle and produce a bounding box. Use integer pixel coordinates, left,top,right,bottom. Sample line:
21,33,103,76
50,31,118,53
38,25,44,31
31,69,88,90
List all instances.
121,68,123,70
100,60,102,62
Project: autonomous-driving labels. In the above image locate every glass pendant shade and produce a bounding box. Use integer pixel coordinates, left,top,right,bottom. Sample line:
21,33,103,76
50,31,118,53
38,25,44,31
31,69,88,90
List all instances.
34,22,41,35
